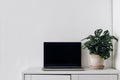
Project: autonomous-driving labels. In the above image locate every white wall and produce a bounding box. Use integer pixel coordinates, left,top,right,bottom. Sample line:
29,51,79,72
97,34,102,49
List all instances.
0,0,112,80
113,0,120,70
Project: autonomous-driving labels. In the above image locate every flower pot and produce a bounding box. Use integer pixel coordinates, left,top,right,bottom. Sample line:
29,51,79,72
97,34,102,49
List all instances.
89,54,104,69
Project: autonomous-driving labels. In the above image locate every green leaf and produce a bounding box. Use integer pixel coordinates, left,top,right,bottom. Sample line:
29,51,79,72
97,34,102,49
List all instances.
81,35,93,41
110,36,118,41
94,29,103,37
103,30,109,36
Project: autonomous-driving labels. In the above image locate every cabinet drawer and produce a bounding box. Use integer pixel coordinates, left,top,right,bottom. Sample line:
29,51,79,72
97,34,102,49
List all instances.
79,75,117,80
31,75,70,80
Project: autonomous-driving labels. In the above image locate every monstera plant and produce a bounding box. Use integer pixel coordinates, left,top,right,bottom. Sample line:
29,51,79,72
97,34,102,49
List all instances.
81,29,118,69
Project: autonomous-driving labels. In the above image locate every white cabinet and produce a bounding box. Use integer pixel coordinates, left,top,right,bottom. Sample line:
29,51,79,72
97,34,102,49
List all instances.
23,68,119,80
31,75,70,80
24,74,118,80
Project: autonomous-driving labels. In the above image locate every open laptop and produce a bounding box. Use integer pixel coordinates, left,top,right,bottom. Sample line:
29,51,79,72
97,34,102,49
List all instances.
43,42,84,71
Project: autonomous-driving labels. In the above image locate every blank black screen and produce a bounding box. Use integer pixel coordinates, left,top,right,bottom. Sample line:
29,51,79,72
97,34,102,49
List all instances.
44,42,81,68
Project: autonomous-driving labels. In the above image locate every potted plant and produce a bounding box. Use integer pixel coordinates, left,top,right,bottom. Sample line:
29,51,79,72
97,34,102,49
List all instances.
81,29,118,69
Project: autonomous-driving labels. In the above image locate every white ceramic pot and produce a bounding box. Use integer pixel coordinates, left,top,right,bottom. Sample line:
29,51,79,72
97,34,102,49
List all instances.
89,54,104,69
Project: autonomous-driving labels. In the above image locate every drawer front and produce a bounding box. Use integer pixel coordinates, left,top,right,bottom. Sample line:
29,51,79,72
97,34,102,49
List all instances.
78,75,117,80
31,75,70,80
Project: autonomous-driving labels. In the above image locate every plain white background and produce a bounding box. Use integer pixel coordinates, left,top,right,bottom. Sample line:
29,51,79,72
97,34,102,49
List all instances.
0,0,115,80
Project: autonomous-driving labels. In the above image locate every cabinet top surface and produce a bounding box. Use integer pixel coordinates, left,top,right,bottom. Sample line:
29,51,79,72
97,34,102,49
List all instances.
23,67,120,75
